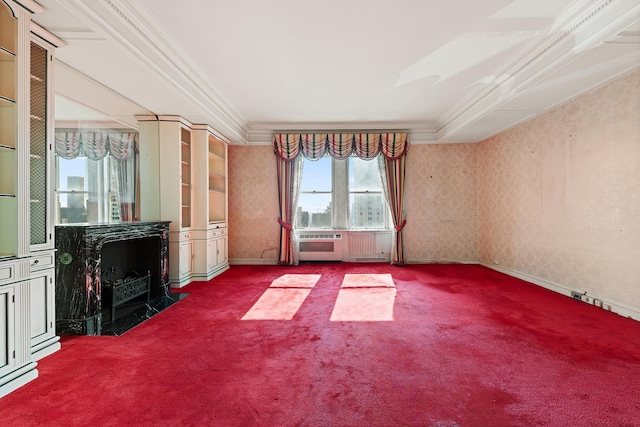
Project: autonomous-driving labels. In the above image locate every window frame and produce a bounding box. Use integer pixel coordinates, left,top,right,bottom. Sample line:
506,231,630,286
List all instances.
296,155,390,231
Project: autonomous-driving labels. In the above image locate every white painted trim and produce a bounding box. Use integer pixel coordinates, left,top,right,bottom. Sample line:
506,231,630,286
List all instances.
479,262,640,322
246,122,439,145
405,259,479,265
437,0,640,142
53,0,247,144
30,21,66,47
15,0,43,14
230,259,279,266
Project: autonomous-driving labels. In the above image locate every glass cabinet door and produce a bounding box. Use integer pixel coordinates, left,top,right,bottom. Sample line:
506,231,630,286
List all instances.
30,41,51,248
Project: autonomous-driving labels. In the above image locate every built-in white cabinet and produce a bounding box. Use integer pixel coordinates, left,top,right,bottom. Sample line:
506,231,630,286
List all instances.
29,261,57,360
138,118,229,286
0,284,17,379
138,116,197,287
192,126,229,281
0,0,61,398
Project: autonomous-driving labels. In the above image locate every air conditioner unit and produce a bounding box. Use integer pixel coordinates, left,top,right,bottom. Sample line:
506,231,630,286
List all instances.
297,233,343,261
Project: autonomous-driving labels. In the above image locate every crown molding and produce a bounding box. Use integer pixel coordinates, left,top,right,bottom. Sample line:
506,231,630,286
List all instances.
53,0,249,144
437,0,640,142
15,0,44,14
246,122,439,145
30,21,67,47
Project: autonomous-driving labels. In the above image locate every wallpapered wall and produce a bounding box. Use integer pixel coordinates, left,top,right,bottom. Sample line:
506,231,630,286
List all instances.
228,145,281,263
403,143,478,262
478,69,640,312
227,69,639,314
228,143,480,264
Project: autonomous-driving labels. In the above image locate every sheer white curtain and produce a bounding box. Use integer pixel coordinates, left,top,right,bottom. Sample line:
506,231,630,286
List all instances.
55,130,139,221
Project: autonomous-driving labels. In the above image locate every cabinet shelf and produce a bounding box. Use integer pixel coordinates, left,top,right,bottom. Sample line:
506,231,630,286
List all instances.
0,45,15,56
0,94,15,104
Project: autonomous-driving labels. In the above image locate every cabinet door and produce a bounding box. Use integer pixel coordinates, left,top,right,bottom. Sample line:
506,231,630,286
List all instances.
29,269,55,349
216,236,228,266
207,238,217,271
0,285,16,378
29,39,54,250
179,240,193,277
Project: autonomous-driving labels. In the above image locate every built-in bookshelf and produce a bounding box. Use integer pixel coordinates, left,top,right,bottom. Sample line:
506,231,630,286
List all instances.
0,6,17,258
208,134,226,224
0,0,61,399
180,126,191,228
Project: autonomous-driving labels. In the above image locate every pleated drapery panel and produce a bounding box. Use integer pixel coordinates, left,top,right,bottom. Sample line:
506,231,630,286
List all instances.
380,154,407,265
276,155,303,265
274,132,408,160
273,131,409,266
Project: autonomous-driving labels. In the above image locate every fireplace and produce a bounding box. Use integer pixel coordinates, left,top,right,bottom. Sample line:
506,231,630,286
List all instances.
55,221,185,335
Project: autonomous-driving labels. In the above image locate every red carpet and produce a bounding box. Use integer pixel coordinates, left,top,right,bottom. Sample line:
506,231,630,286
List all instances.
1,263,639,426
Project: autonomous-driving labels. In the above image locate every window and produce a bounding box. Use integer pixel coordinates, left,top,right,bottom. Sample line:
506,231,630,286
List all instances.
297,157,333,228
55,154,130,223
54,130,139,224
349,157,386,229
296,156,389,230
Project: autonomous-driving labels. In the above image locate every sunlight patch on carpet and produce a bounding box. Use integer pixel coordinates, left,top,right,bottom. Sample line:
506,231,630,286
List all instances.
242,288,312,320
270,274,321,288
241,274,321,320
330,274,396,321
340,273,395,288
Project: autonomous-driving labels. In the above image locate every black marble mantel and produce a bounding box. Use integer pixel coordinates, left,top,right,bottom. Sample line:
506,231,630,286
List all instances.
55,221,175,335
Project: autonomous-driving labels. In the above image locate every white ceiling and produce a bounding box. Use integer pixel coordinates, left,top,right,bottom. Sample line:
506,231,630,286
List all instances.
31,0,640,144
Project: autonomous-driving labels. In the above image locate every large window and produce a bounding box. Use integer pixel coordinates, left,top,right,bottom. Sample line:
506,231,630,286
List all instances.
54,130,138,224
55,154,135,223
297,157,333,228
349,157,386,229
296,156,389,230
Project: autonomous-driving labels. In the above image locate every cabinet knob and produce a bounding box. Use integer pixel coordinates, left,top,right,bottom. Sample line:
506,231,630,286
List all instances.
33,259,39,264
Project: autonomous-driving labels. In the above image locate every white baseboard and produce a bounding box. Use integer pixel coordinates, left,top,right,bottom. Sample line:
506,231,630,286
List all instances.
230,258,279,265
406,258,479,265
479,262,640,322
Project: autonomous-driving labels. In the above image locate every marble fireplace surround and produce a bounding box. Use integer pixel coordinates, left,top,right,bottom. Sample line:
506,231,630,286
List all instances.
55,221,185,335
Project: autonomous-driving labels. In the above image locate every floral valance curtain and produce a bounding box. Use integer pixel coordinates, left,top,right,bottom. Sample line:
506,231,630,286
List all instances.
273,133,408,161
55,131,138,160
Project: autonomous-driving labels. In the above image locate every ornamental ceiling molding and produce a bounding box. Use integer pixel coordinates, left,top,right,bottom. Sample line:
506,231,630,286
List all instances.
51,0,248,144
436,0,640,141
46,0,640,145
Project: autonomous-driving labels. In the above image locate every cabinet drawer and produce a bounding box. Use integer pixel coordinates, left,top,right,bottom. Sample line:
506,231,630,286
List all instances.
208,228,227,239
0,263,15,283
30,254,55,271
0,258,28,286
179,231,191,240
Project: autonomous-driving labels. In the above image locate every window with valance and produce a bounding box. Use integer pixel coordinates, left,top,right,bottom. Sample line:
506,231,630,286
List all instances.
273,132,408,266
54,130,139,224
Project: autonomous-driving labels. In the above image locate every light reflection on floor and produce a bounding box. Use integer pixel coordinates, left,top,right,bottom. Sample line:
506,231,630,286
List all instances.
241,273,397,321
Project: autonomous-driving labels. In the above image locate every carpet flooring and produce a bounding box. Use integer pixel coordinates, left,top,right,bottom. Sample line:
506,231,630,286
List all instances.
1,263,639,426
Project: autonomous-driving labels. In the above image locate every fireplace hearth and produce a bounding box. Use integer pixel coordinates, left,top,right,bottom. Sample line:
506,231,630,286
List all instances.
55,221,187,335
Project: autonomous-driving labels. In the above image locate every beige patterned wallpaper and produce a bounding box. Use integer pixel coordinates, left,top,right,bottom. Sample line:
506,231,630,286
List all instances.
227,69,639,315
478,69,640,312
228,143,480,264
404,143,478,262
228,145,281,263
